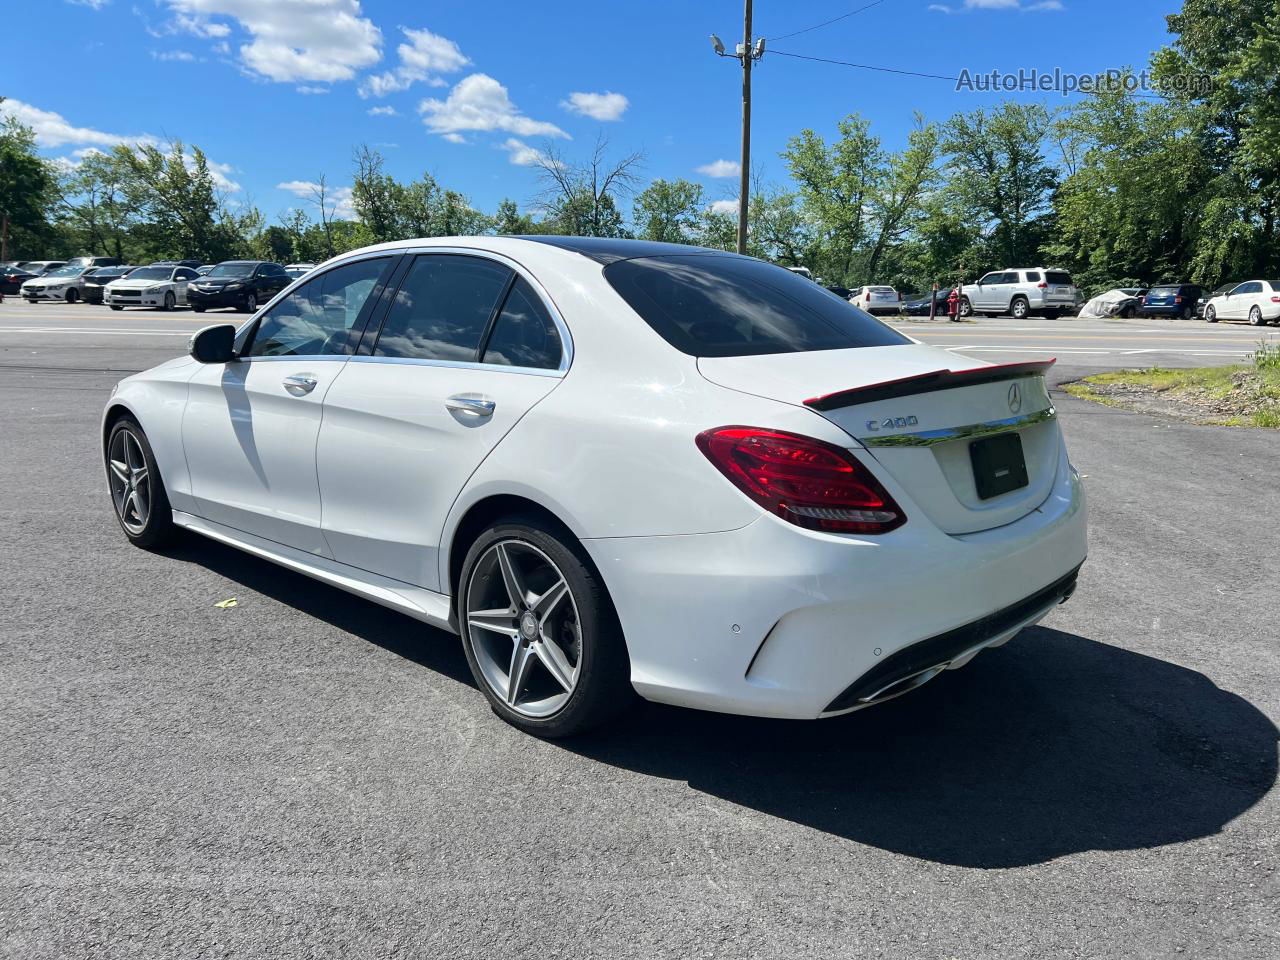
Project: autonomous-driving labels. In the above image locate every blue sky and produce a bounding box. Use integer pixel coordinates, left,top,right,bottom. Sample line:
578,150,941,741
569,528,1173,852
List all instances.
6,0,1180,222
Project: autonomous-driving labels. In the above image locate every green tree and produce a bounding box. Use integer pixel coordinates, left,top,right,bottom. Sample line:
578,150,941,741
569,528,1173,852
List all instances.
633,178,704,244
943,103,1058,269
113,141,235,261
0,108,58,261
865,116,943,282
783,114,883,282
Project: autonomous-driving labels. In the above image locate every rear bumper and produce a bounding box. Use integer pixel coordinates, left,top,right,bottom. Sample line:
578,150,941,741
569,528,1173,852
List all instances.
1139,305,1187,316
585,439,1087,719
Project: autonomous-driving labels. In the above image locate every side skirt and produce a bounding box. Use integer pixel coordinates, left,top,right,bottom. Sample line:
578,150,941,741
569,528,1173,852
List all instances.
171,510,456,633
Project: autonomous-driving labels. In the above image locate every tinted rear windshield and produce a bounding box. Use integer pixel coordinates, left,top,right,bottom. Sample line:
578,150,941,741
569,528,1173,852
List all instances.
1149,286,1180,296
603,255,910,358
1044,271,1073,285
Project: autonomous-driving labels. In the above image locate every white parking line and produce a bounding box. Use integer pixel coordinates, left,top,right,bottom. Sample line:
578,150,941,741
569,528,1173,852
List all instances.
0,327,190,336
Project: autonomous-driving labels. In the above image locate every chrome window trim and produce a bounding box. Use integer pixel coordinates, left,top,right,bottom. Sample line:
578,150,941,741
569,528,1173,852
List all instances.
231,245,573,377
858,407,1056,448
346,355,564,378
378,245,573,375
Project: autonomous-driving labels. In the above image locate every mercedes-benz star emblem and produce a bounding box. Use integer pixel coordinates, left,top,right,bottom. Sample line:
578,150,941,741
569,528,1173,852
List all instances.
1008,382,1023,413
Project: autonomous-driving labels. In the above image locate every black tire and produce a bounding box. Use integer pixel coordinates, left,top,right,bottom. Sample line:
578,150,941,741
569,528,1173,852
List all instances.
959,297,973,318
1010,296,1029,320
162,291,175,312
458,514,635,738
110,304,124,311
1249,306,1264,326
65,288,79,304
1206,305,1217,323
192,304,206,313
1180,306,1192,321
239,292,257,314
1121,305,1136,319
105,417,177,550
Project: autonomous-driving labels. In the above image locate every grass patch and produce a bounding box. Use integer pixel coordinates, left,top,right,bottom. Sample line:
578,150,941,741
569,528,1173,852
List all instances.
1067,342,1280,428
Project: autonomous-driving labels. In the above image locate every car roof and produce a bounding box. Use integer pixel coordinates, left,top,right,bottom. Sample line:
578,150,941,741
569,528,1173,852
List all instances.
513,236,739,265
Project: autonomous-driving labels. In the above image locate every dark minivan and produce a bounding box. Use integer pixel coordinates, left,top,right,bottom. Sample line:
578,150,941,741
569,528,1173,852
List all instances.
187,261,291,313
1141,283,1202,320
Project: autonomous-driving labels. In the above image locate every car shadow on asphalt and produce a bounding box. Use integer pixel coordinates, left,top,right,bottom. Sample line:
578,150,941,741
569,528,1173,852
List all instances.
562,627,1278,869
162,538,1277,870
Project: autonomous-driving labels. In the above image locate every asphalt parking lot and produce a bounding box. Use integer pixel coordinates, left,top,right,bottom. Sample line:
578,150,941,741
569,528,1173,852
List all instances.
2,300,1278,958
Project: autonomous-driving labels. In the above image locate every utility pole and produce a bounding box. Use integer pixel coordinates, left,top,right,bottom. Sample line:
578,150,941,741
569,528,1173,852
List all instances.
737,0,753,255
711,5,765,255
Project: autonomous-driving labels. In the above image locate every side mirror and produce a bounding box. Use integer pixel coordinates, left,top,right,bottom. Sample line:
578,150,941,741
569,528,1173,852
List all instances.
189,323,237,364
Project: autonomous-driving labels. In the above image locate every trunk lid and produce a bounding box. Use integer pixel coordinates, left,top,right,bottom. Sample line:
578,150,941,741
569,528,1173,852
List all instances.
697,344,1062,535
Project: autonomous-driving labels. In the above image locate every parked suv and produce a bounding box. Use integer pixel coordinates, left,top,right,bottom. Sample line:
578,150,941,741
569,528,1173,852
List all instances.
1140,283,1201,320
67,256,124,270
960,268,1079,319
186,260,291,313
849,285,901,315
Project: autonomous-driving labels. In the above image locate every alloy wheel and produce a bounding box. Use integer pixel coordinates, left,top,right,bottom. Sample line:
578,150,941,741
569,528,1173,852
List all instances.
108,428,151,535
464,539,582,719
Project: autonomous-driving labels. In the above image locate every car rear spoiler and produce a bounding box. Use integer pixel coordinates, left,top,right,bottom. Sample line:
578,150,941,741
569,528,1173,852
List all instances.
803,359,1056,411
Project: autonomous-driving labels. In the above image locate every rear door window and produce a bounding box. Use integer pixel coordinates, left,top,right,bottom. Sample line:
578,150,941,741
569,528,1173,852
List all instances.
373,254,512,362
603,255,909,358
481,277,562,370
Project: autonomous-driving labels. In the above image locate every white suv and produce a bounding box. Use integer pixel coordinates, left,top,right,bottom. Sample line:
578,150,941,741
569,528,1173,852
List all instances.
960,268,1079,319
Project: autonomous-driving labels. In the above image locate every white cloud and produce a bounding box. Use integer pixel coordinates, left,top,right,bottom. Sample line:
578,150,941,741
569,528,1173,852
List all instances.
160,1,381,83
152,49,196,61
0,99,158,150
296,85,329,94
358,26,468,98
560,91,629,122
929,0,1063,10
1,99,239,191
500,138,545,166
368,105,398,116
443,132,467,144
277,180,356,219
419,74,567,139
67,0,111,9
709,199,739,215
696,159,740,178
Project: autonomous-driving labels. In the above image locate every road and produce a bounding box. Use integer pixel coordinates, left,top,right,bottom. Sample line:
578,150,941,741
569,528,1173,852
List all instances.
3,299,1273,376
2,299,1278,958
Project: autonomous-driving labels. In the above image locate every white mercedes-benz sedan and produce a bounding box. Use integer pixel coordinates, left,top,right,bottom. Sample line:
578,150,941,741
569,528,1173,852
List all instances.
102,237,1087,737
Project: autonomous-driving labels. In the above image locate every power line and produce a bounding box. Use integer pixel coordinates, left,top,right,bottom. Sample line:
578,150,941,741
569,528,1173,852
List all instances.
769,49,959,82
767,0,891,42
769,49,1171,98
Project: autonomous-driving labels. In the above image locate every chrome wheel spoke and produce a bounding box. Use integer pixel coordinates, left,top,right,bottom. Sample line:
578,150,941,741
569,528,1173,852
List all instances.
468,608,519,637
495,542,527,608
531,579,568,624
109,459,130,485
534,635,576,692
132,465,148,487
507,642,536,705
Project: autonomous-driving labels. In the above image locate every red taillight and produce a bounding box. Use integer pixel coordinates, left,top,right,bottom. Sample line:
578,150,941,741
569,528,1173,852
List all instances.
1037,282,1048,289
694,426,906,534
1175,295,1183,304
1271,296,1280,304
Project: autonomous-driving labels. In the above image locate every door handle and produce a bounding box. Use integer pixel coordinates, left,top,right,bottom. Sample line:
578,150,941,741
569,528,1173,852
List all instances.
445,395,496,417
283,373,318,396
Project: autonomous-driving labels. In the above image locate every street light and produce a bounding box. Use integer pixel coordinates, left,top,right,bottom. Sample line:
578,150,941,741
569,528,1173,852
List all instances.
710,2,765,255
